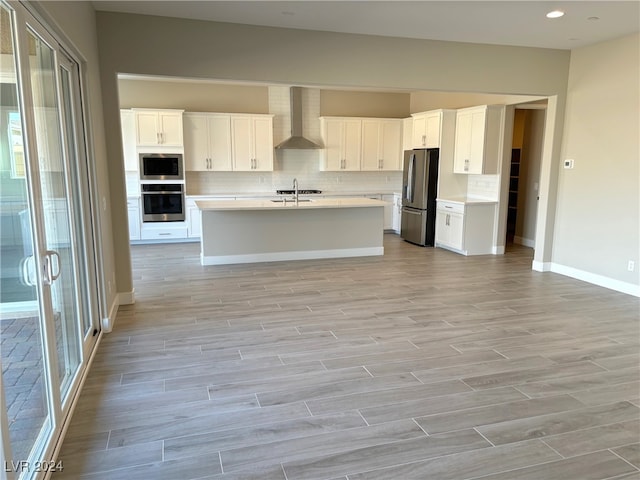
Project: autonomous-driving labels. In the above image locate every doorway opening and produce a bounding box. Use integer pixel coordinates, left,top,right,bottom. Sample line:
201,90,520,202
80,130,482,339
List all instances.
506,107,546,249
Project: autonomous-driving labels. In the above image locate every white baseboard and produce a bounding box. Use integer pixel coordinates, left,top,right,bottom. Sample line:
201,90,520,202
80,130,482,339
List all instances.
493,245,506,255
118,289,136,305
101,295,120,333
202,247,384,266
514,236,535,248
532,260,552,272
550,263,640,297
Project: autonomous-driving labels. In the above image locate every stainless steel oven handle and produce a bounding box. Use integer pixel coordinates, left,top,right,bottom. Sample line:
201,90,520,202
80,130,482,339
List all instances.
142,191,183,195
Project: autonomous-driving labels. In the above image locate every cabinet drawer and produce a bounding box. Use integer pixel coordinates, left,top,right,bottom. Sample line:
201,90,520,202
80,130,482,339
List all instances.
436,201,465,214
140,225,188,240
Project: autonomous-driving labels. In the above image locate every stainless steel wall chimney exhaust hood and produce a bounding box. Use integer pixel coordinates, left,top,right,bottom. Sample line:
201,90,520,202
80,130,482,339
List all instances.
275,87,322,149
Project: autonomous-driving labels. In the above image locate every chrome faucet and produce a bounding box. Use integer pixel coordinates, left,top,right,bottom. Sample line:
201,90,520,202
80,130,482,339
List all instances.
293,178,299,204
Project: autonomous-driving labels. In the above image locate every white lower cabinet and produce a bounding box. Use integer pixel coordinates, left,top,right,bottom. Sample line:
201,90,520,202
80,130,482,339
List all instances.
186,196,231,239
435,200,496,255
140,223,188,241
380,194,395,231
127,197,141,241
393,193,402,234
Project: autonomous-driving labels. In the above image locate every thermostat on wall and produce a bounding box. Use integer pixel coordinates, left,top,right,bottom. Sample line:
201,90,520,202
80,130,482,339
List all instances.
564,159,575,169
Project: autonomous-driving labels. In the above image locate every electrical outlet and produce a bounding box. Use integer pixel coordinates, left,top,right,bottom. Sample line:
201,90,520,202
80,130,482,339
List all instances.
628,260,635,272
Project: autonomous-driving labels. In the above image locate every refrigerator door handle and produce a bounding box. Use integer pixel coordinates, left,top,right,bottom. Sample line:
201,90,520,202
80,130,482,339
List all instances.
407,153,415,203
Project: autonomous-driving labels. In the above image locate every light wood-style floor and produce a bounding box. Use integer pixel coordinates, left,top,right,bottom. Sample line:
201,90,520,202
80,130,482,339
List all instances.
56,234,640,479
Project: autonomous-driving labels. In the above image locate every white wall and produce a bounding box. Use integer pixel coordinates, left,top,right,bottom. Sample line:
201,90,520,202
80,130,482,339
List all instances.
551,33,639,294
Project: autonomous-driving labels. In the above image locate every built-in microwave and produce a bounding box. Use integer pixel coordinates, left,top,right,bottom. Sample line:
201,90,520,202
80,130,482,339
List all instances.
139,153,184,181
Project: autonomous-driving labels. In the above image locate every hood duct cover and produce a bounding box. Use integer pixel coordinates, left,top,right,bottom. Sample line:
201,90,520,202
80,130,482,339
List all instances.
275,87,322,149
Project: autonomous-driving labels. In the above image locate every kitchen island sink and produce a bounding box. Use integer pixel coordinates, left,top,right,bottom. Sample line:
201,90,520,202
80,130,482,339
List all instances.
270,198,312,203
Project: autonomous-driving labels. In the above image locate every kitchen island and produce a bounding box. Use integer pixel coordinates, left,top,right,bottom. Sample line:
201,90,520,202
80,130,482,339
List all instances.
196,198,386,265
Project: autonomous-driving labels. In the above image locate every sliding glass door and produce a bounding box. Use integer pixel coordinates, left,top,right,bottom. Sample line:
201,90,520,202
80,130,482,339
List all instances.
1,2,101,478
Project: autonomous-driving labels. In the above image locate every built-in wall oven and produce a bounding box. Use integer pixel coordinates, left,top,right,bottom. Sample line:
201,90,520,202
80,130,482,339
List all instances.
141,183,185,222
139,153,184,181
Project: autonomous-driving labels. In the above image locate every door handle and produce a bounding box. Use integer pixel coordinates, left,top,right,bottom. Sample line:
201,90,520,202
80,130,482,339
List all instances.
21,256,37,287
43,250,61,285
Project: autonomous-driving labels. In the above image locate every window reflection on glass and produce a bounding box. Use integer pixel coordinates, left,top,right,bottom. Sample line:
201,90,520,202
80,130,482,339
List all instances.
8,111,25,178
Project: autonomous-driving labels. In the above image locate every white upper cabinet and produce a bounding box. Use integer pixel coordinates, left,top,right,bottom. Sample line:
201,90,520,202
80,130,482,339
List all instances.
231,114,274,171
320,117,362,171
402,117,413,152
133,109,184,147
361,119,402,171
453,105,503,174
321,117,402,171
184,113,232,171
412,110,443,148
120,109,138,171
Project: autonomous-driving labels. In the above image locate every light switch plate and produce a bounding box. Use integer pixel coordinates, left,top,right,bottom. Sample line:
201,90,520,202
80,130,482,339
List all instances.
564,159,575,169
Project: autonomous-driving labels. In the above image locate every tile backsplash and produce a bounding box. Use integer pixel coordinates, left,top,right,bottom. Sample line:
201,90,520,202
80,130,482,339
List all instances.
467,174,500,200
186,151,402,195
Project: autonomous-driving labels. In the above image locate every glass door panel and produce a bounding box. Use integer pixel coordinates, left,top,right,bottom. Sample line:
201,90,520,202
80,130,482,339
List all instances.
0,2,52,470
57,53,99,356
26,28,81,404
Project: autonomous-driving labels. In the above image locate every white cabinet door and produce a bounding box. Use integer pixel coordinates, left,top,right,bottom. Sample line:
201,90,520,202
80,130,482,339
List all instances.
393,193,402,233
402,117,413,152
135,110,160,145
231,116,253,171
183,114,209,171
453,105,502,174
435,210,464,250
411,110,444,149
412,114,428,148
158,112,183,146
379,120,402,170
454,107,487,174
184,114,232,171
209,115,232,171
320,117,361,171
381,194,395,230
320,118,345,171
252,116,274,171
362,119,402,171
342,119,362,171
127,198,141,241
231,115,274,171
361,120,380,171
120,110,138,171
187,205,201,238
134,109,184,147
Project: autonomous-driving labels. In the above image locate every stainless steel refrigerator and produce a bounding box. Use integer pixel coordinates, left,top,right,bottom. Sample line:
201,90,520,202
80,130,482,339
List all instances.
400,148,439,246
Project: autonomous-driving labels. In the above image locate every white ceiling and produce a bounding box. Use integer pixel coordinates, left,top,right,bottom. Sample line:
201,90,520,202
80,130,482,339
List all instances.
92,1,639,50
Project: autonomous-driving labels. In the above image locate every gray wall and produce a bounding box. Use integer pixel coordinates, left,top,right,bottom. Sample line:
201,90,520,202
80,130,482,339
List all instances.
96,11,572,296
552,33,639,289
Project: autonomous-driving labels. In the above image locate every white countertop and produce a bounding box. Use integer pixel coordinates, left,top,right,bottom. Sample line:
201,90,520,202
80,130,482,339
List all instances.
197,197,388,211
436,197,498,205
187,191,400,199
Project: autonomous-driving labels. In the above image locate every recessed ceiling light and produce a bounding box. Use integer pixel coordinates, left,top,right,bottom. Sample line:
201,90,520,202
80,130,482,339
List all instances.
587,16,600,21
546,10,565,19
